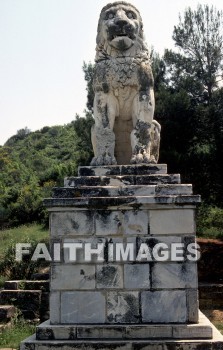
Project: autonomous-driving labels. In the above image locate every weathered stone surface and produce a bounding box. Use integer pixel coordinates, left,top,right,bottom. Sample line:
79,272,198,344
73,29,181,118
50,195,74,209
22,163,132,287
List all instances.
90,2,161,166
50,211,95,237
152,263,198,289
123,210,149,235
95,210,122,235
124,264,150,289
50,291,60,324
61,291,106,323
51,265,95,290
63,237,106,263
107,292,140,323
155,184,193,195
0,305,16,322
172,325,212,339
44,194,200,208
34,312,216,341
20,323,223,350
126,325,172,339
77,325,125,339
141,291,187,323
78,165,167,177
63,174,182,188
96,265,123,288
187,289,199,323
150,209,195,235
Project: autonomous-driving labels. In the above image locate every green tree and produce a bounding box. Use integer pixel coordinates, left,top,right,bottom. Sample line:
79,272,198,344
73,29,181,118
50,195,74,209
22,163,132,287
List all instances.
165,4,223,103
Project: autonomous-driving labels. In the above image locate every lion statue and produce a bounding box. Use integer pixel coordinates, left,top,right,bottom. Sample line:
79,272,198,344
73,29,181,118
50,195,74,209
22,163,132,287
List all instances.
90,1,161,166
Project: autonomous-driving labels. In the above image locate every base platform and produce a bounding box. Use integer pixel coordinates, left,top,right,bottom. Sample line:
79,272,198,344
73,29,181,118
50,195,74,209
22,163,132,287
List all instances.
20,312,223,349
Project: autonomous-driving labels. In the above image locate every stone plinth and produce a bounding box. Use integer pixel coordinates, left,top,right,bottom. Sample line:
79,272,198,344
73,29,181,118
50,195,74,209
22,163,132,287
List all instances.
20,164,223,349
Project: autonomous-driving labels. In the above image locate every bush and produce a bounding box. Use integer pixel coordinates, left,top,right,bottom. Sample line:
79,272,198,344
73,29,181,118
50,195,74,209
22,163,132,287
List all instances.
197,205,223,239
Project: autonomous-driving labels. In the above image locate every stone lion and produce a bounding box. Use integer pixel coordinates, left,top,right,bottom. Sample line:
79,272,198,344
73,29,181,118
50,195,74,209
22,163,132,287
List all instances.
90,1,161,166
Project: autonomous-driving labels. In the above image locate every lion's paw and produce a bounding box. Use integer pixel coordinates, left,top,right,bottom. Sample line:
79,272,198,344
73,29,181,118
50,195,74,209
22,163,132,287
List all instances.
90,155,117,166
130,153,144,164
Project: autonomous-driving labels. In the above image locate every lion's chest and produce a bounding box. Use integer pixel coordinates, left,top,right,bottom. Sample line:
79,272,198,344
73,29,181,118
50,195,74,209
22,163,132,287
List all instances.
95,59,140,91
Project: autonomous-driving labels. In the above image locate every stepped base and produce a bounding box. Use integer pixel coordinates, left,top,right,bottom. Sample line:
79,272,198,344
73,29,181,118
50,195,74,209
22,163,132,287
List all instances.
20,313,223,349
21,316,223,350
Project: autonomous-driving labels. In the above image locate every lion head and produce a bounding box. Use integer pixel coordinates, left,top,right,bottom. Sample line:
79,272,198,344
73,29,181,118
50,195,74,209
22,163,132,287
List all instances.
96,1,148,60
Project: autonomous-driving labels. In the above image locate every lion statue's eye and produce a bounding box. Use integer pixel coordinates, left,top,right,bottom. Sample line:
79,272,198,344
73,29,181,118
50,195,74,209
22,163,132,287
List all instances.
107,12,114,19
127,11,135,19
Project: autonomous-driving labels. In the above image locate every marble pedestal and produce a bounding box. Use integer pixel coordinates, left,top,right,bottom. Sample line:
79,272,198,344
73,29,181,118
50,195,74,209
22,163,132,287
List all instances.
20,164,223,349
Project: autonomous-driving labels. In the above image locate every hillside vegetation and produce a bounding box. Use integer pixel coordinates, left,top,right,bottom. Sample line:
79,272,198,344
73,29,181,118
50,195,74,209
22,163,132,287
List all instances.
0,115,94,228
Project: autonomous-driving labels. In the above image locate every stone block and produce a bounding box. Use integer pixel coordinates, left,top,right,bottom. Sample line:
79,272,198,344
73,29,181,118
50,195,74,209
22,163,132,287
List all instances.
141,291,187,323
63,237,106,263
37,323,76,340
187,289,199,323
124,264,150,289
78,165,121,177
123,210,149,235
0,290,41,320
126,325,172,339
51,265,95,290
50,210,95,237
61,291,106,323
155,184,193,196
77,325,125,339
150,209,195,235
173,324,212,339
136,174,180,185
0,305,16,322
96,265,123,288
4,280,49,292
50,291,60,324
107,291,140,323
119,185,156,197
95,210,122,235
152,263,197,289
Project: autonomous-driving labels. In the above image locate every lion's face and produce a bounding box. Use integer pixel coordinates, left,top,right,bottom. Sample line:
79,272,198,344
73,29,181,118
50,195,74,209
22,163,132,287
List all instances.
97,2,143,52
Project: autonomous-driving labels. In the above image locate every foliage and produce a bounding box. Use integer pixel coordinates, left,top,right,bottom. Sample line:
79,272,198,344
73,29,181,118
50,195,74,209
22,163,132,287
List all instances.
152,4,223,206
0,224,48,259
197,205,223,239
83,61,95,112
0,237,49,280
165,4,223,102
0,119,93,227
0,314,36,349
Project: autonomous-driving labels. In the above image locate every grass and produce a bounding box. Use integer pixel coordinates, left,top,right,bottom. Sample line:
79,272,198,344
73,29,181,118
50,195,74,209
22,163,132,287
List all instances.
0,224,49,259
0,224,49,287
0,319,36,349
214,322,223,334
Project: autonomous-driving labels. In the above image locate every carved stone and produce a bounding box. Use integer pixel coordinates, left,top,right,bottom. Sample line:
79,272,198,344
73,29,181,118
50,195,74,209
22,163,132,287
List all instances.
91,1,161,165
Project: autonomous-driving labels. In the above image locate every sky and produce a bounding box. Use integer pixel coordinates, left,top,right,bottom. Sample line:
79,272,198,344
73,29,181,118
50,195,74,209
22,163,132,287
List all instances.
0,0,223,146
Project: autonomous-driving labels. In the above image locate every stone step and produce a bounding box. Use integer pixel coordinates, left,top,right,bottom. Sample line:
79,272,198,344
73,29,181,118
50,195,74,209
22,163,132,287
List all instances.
31,273,50,281
53,184,193,198
0,290,42,320
78,164,168,177
64,174,181,188
36,314,213,340
20,322,223,350
4,280,49,292
0,305,16,323
44,194,201,208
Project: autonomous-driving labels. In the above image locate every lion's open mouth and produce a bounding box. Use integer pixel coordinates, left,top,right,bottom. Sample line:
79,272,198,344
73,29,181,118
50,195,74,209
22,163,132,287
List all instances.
111,33,129,39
